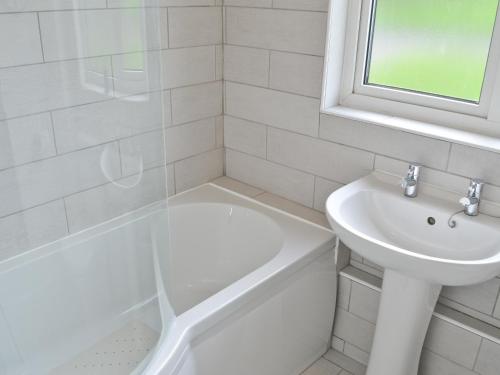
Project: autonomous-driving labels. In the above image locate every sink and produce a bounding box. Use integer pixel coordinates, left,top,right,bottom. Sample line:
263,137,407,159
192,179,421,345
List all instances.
326,172,500,375
327,173,500,286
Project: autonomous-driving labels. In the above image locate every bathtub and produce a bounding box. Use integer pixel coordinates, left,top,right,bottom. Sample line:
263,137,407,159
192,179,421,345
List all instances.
147,184,337,375
0,183,336,375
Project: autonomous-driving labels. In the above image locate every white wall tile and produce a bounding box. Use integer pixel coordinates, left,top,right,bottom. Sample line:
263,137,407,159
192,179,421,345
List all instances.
319,115,451,170
448,144,500,186
225,82,320,136
314,177,343,212
0,13,43,68
167,163,175,196
65,167,166,232
474,339,500,375
0,1,106,12
270,51,323,98
166,118,216,163
39,9,160,61
224,116,267,158
0,200,68,262
225,0,272,6
337,276,351,310
0,114,56,170
52,92,163,153
442,278,500,315
168,7,222,48
333,308,375,353
424,317,482,369
109,0,216,6
161,0,215,6
171,81,222,124
226,7,327,56
224,45,269,87
0,144,121,218
494,294,500,320
331,336,345,353
163,46,216,89
120,130,165,176
348,282,380,324
0,57,113,120
215,116,224,148
175,148,224,192
267,128,375,184
112,50,162,97
226,149,315,206
216,45,223,80
273,0,329,11
343,343,369,366
419,350,477,375
163,90,173,127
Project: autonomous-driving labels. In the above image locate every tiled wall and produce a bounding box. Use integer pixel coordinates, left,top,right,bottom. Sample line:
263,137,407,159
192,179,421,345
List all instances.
222,0,500,353
334,268,500,375
0,0,223,261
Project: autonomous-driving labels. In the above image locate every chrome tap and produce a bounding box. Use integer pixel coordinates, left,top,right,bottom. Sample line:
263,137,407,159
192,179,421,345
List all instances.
459,179,484,216
401,163,421,198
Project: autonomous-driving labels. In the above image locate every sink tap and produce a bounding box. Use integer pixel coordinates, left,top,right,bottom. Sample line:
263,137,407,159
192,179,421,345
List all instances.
460,179,484,216
401,163,421,198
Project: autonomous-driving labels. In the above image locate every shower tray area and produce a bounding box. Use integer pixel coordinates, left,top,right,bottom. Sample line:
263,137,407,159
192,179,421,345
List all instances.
50,320,159,375
0,204,169,375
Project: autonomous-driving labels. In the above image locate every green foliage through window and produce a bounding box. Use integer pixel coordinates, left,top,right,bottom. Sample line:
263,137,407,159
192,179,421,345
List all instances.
365,0,500,102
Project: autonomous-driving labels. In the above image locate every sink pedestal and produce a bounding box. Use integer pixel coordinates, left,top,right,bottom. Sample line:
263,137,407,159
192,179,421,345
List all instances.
366,270,442,375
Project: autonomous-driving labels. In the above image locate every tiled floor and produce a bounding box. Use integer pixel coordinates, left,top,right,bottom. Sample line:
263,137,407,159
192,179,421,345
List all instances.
301,350,367,375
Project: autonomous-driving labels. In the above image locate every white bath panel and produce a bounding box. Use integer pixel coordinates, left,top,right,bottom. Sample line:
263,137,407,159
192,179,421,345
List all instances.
49,320,159,375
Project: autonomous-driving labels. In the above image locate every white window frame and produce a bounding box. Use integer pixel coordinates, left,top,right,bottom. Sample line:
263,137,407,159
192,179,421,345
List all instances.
321,0,500,151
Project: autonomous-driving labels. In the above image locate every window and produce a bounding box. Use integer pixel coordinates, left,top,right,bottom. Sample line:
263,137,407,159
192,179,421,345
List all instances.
365,0,499,103
322,0,500,144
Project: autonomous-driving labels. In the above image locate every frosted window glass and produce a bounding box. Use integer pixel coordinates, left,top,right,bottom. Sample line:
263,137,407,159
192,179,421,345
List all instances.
365,0,499,102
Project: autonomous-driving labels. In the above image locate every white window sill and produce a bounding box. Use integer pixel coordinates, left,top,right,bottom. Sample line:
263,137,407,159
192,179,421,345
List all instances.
321,106,500,153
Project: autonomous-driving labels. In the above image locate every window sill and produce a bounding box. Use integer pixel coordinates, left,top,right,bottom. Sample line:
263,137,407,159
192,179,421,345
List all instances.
321,105,500,153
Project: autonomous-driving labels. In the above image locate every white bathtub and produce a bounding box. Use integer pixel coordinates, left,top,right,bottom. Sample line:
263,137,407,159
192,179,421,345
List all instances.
147,184,337,375
0,184,336,375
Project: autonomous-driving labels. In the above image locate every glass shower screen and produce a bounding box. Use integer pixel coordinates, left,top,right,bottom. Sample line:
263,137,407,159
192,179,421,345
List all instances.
0,2,171,374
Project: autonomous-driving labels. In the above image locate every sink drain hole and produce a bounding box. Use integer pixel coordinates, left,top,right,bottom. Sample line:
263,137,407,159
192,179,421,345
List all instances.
427,217,436,225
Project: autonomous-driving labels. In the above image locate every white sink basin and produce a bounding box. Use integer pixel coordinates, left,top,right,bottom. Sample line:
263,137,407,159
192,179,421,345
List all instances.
325,172,500,375
326,173,500,286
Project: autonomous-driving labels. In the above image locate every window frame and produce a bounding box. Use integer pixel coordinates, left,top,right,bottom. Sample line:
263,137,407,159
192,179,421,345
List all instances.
322,0,500,149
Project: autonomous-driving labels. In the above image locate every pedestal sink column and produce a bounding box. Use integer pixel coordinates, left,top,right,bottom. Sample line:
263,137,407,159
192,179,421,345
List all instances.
366,269,442,375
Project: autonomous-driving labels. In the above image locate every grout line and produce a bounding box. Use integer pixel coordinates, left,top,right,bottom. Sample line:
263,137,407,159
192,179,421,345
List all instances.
226,112,500,192
424,347,481,373
62,198,71,234
267,50,271,87
36,12,46,63
224,4,328,14
472,338,483,371
166,7,171,49
312,175,317,209
171,161,177,195
225,78,322,99
445,142,453,171
223,42,326,58
346,278,353,311
0,41,224,72
0,112,222,177
117,140,124,176
48,112,59,155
